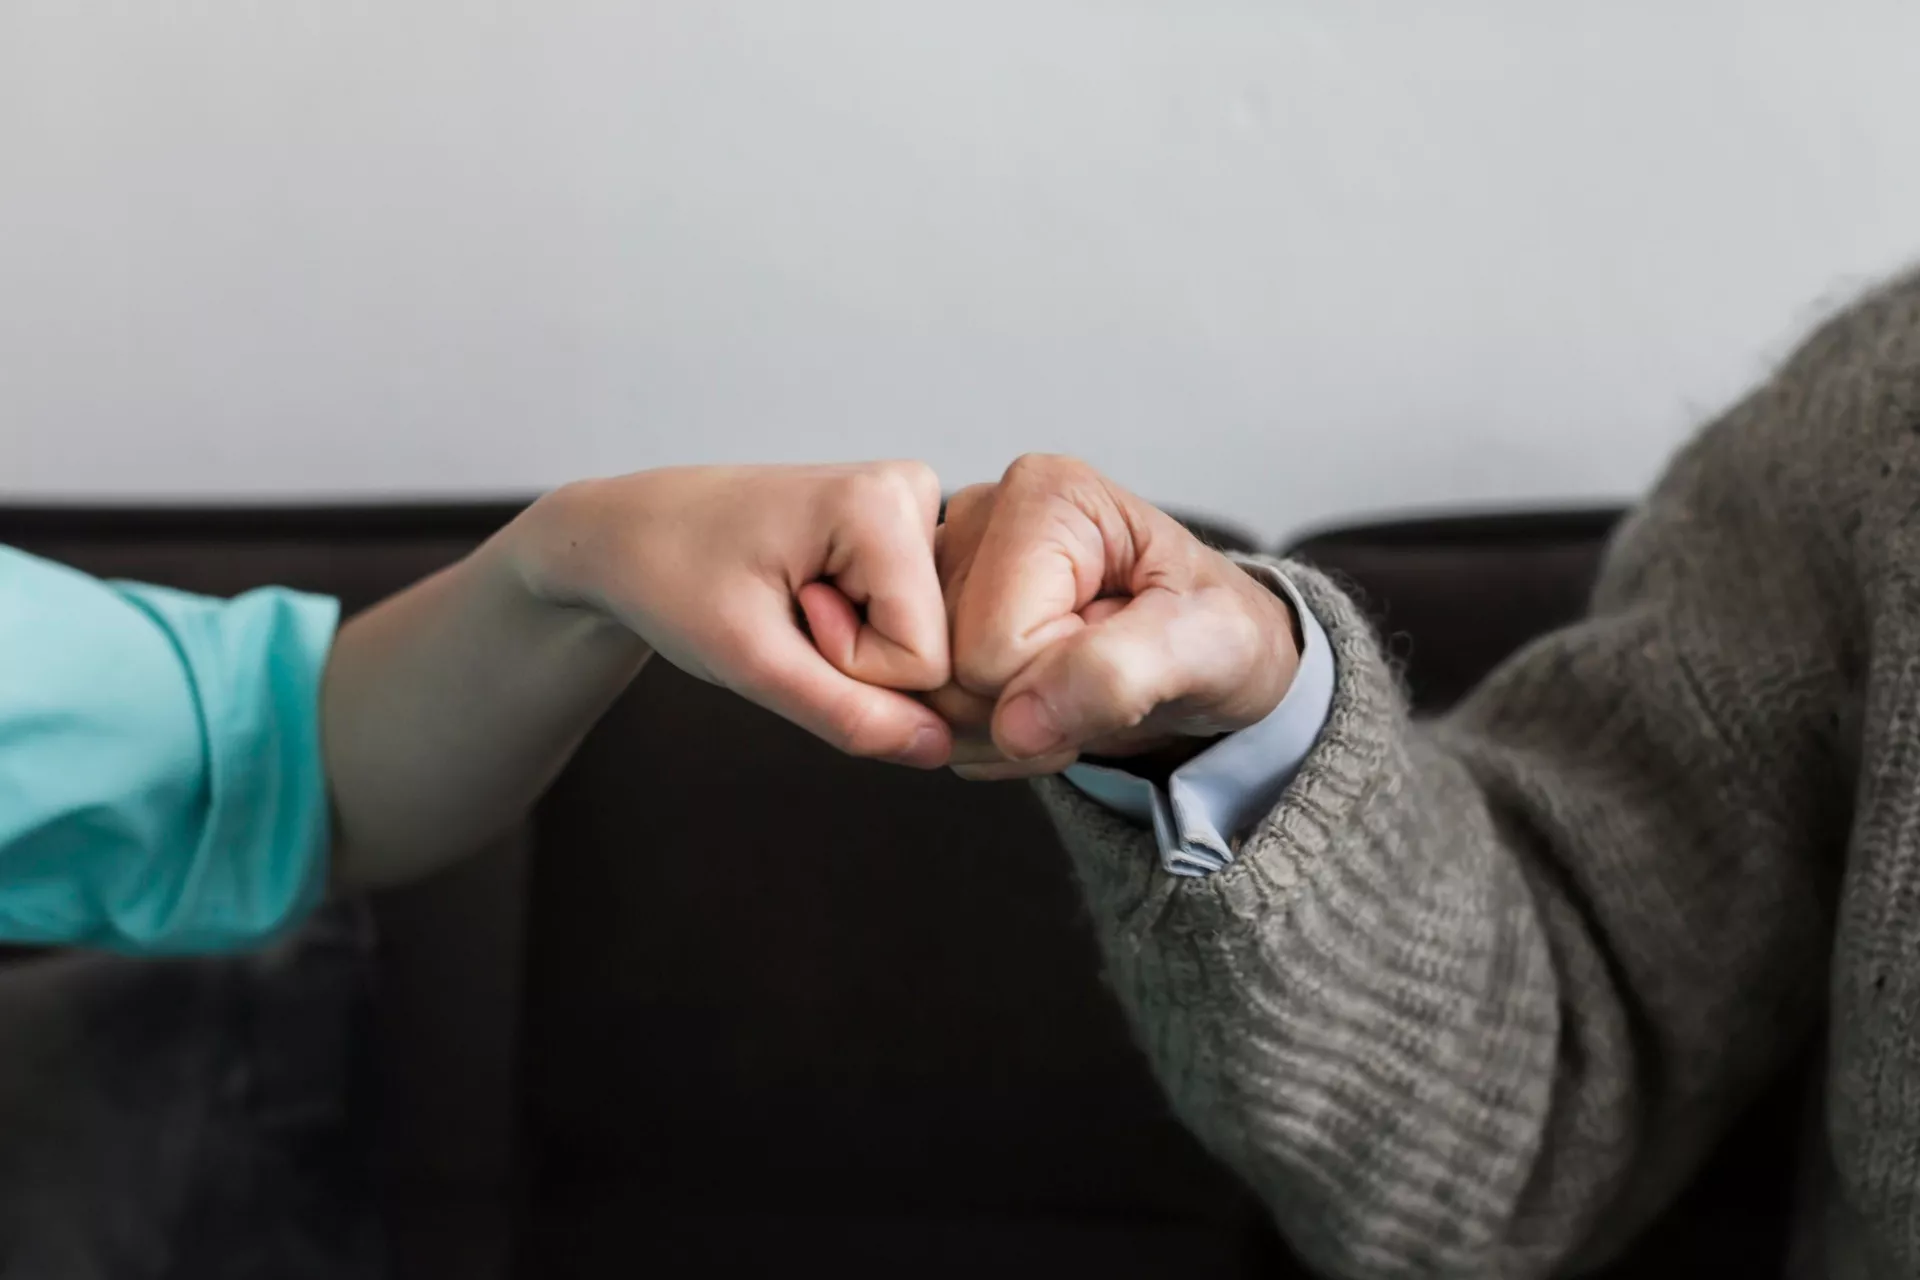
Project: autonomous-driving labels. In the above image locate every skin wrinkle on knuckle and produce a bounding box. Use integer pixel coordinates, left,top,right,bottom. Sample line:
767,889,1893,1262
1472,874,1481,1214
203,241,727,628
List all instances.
1013,459,1118,544
1045,517,1111,599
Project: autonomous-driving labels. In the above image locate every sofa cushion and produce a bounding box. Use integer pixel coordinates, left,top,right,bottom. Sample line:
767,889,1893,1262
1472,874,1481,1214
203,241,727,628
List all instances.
0,905,380,1279
522,1199,1266,1279
0,504,527,1279
516,514,1271,1273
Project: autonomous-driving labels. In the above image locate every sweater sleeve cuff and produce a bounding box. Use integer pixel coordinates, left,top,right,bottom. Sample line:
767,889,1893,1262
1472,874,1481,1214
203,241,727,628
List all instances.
1038,558,1401,923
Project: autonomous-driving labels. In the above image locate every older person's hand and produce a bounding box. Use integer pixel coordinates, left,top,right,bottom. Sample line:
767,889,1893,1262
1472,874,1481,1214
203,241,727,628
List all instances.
926,455,1301,781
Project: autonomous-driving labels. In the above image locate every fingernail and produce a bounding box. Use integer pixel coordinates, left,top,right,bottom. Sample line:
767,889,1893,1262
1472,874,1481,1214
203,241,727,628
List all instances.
999,693,1063,759
895,725,948,769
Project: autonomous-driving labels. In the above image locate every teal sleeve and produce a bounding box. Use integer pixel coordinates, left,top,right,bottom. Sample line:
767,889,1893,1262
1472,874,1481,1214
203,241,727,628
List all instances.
0,545,340,954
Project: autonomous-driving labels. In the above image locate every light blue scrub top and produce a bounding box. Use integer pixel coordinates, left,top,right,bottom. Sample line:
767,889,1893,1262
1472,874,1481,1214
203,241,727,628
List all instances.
0,546,337,953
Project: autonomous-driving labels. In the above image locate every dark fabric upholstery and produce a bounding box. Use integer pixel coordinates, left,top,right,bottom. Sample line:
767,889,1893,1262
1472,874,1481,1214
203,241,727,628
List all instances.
0,505,529,1280
1286,508,1622,713
0,905,381,1279
516,507,1270,1275
523,1208,1262,1278
0,499,1806,1277
0,502,1269,1278
517,668,1265,1276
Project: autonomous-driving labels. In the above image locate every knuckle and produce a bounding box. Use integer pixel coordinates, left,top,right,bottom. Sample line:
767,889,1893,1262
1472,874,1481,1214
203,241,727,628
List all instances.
833,468,888,509
1075,643,1154,725
952,632,1014,696
880,459,941,508
1002,452,1075,489
838,467,928,533
899,649,952,693
1000,453,1110,519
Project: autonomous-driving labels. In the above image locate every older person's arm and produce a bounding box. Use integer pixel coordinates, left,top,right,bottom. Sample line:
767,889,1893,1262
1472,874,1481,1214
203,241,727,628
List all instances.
936,413,1854,1277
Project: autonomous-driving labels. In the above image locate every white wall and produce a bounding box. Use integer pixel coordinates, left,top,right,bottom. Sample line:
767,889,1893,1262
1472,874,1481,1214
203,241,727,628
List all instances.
4,1,1917,541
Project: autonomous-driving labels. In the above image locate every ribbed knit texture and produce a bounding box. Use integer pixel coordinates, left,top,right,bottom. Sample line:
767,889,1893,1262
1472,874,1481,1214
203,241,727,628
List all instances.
1037,267,1920,1278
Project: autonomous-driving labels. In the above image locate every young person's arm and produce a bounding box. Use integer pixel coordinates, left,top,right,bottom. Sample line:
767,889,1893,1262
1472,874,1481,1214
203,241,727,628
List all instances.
0,462,953,952
324,462,954,889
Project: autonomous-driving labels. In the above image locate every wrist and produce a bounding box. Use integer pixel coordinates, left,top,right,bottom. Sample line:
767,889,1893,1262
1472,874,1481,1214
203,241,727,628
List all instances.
494,483,645,651
1231,557,1304,706
503,481,610,611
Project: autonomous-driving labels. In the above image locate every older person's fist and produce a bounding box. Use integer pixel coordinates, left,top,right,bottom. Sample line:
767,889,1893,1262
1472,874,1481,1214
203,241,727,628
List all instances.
929,455,1301,781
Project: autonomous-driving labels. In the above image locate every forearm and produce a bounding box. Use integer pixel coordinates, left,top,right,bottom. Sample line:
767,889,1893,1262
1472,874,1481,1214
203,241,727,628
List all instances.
321,495,649,889
1040,547,1838,1278
1037,572,1572,1278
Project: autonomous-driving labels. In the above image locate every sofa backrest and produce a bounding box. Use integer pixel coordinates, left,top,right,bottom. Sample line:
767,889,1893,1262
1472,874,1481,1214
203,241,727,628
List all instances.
1286,507,1622,711
8,499,1806,1277
0,502,1271,1273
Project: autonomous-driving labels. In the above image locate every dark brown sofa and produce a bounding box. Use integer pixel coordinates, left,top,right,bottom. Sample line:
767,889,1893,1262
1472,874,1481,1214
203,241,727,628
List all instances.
0,502,1808,1278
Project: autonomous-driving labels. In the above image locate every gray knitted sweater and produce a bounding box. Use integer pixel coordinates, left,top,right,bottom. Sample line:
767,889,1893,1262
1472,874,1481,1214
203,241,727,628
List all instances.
1039,267,1920,1279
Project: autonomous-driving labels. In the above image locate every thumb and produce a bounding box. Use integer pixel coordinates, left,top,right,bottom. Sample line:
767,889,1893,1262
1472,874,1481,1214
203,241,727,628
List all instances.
994,574,1299,760
990,589,1192,760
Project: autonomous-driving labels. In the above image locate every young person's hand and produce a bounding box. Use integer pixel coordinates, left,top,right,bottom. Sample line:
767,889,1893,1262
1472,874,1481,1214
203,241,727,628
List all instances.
513,461,954,768
927,455,1300,780
327,459,955,891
